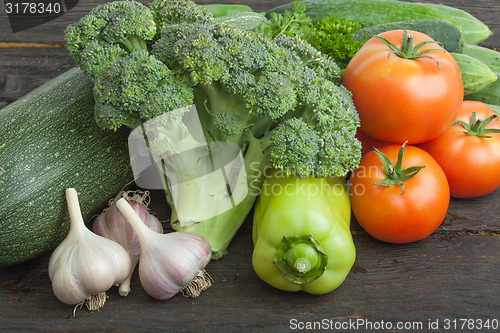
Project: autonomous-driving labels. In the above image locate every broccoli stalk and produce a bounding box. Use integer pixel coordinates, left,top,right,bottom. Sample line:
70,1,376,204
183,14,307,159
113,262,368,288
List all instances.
65,0,362,259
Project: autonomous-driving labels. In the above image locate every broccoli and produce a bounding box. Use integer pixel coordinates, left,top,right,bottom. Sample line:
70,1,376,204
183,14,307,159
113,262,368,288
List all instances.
93,50,194,130
64,0,361,259
64,0,156,78
64,0,212,78
149,0,213,31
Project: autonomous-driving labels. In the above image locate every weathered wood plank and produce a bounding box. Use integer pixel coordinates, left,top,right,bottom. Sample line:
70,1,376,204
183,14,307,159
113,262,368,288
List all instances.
0,231,498,332
0,0,499,330
0,47,75,105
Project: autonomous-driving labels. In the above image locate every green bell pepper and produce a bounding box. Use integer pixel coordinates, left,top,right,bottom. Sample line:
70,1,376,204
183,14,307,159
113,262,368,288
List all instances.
252,171,356,294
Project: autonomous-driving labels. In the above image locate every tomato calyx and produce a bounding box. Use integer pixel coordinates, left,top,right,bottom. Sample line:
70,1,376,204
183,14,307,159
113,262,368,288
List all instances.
452,112,500,138
371,142,425,195
374,30,444,69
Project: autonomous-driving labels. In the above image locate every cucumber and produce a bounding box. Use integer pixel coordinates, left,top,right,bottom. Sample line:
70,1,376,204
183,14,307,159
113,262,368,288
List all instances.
204,4,253,17
488,104,500,116
352,19,465,53
421,3,492,45
0,68,134,266
268,0,490,44
451,53,497,95
462,44,500,74
211,12,269,32
463,45,500,105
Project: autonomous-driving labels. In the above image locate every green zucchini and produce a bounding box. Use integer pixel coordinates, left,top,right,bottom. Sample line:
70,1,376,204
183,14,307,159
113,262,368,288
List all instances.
211,12,269,32
463,45,500,105
0,68,134,266
451,53,497,95
268,0,490,44
352,19,465,53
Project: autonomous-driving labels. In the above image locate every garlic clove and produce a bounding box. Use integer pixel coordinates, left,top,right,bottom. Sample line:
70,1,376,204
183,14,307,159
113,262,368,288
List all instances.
48,188,132,312
115,198,213,300
93,191,163,297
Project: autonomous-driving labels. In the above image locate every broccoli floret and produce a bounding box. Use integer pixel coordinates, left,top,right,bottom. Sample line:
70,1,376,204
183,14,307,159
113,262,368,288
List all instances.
93,50,194,130
149,0,213,31
212,109,246,140
247,71,298,120
153,23,229,85
64,0,156,78
270,118,320,177
274,34,342,84
76,40,127,78
270,76,361,178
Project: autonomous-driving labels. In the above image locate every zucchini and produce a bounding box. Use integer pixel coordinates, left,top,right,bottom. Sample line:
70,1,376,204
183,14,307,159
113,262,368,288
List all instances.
451,53,497,95
268,0,490,44
463,45,500,105
0,68,134,266
211,12,269,32
352,19,465,53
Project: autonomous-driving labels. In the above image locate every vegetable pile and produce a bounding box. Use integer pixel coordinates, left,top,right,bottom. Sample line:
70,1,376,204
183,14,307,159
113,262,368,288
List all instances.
261,0,500,244
62,0,361,260
1,0,500,311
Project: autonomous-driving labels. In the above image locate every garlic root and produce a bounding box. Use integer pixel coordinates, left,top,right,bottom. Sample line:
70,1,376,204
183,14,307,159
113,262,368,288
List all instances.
180,269,213,298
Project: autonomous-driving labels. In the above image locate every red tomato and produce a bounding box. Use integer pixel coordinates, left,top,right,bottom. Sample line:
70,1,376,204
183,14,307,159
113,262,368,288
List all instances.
349,144,450,244
356,128,390,156
343,30,463,144
419,101,500,198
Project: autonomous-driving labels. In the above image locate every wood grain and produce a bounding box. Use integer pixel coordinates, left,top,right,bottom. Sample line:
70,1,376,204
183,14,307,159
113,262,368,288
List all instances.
0,47,74,105
0,229,498,332
0,0,499,331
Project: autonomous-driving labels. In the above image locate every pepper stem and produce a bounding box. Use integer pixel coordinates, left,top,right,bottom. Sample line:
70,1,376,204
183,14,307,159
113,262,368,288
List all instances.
274,235,328,285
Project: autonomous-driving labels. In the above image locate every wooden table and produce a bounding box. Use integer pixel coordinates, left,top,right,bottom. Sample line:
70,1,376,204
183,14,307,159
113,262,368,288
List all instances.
1,1,499,332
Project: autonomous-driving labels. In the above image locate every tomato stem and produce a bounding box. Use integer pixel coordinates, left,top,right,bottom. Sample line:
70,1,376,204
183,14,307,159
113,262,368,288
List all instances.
371,142,425,195
374,30,444,69
452,112,500,138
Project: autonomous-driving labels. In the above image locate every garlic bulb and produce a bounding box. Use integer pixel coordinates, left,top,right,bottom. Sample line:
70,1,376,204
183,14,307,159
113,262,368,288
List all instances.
115,198,212,300
48,188,131,313
93,191,163,297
